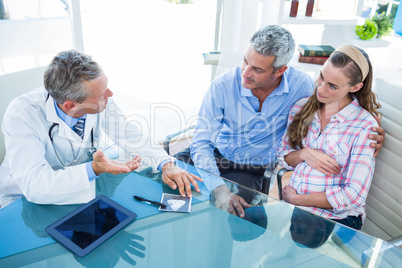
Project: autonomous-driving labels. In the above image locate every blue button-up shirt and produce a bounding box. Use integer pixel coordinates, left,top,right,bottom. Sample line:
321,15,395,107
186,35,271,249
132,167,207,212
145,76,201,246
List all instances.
190,66,314,190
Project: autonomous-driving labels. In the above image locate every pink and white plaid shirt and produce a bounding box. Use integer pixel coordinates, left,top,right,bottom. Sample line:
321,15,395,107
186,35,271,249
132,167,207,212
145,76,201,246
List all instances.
277,97,378,221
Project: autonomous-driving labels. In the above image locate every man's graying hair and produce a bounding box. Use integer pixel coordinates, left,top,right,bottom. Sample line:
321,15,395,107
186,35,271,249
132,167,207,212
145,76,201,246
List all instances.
44,50,102,104
250,25,295,70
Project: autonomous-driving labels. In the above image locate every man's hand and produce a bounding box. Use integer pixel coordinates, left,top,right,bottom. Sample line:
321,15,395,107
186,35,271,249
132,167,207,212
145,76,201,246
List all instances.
161,162,203,197
370,116,385,157
301,148,341,176
213,185,251,218
92,151,141,175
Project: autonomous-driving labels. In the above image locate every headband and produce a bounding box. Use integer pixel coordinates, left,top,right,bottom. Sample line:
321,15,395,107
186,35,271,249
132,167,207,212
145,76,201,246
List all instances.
334,45,369,82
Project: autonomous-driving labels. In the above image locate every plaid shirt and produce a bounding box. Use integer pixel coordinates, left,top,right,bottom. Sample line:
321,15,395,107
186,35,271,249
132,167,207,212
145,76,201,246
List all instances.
277,97,377,221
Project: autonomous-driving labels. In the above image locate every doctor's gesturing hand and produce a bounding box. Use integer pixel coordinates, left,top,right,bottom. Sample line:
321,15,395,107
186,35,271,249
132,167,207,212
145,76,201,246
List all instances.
92,151,141,176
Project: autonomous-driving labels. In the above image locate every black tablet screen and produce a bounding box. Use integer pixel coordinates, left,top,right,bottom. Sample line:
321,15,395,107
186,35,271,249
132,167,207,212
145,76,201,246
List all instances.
54,199,129,249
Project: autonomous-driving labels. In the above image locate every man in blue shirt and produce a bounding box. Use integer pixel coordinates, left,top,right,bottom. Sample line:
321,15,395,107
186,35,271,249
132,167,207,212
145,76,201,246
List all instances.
170,25,313,216
169,25,384,217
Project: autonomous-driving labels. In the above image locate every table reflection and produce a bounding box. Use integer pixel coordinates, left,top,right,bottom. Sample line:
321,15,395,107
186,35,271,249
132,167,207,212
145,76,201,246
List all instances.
290,208,335,248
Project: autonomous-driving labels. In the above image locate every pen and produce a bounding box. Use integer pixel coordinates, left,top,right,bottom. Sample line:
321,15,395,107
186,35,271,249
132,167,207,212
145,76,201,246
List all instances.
133,195,167,209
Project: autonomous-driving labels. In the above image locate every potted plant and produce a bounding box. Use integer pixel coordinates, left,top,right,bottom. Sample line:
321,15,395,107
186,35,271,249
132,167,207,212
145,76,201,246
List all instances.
355,18,378,40
355,12,394,40
371,12,394,38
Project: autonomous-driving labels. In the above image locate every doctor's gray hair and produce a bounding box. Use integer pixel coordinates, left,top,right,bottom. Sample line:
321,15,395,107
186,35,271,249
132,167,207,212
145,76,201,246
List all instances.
44,50,102,104
250,25,295,70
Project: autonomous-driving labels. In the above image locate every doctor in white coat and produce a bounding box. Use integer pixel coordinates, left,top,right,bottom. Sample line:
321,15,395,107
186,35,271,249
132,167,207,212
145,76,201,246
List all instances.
0,50,202,207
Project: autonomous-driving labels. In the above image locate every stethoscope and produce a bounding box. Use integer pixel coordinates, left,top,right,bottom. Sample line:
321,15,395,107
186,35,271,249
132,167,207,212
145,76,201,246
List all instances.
46,94,97,167
48,123,97,167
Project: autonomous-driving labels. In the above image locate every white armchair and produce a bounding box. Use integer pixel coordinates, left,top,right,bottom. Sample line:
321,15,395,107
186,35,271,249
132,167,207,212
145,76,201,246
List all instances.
0,66,46,163
363,77,402,243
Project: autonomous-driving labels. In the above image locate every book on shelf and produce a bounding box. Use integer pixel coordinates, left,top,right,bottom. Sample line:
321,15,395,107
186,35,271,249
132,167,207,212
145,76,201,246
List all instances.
298,53,329,65
298,45,335,57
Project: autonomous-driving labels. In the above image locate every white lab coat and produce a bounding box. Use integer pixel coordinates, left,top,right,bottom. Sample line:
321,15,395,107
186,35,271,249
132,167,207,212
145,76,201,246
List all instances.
0,87,171,206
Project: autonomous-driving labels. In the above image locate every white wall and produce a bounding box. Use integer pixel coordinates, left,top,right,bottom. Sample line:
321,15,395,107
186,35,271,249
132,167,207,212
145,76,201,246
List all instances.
0,16,75,161
0,18,73,75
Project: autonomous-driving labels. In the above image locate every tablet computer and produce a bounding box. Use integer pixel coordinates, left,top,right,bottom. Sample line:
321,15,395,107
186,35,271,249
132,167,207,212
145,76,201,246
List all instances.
45,195,137,257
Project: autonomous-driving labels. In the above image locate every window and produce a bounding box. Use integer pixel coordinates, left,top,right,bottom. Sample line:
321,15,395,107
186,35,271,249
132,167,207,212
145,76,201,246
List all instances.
0,0,68,20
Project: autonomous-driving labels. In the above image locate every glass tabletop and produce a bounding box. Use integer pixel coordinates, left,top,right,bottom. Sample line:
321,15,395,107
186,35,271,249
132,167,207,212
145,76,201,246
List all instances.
0,161,401,267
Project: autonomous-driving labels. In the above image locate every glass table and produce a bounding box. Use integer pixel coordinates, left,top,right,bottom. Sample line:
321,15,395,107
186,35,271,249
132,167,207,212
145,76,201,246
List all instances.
0,161,401,267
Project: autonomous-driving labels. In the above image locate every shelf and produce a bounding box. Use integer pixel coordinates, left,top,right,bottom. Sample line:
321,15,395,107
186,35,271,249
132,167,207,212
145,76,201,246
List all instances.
280,11,363,25
280,7,363,25
278,0,365,25
202,52,220,65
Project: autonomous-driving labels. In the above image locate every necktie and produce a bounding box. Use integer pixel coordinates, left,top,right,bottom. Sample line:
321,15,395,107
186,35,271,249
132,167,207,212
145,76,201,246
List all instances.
73,118,85,139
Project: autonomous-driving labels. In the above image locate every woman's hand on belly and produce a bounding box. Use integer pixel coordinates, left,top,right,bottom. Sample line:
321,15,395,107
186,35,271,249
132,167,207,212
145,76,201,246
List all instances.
301,148,341,176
